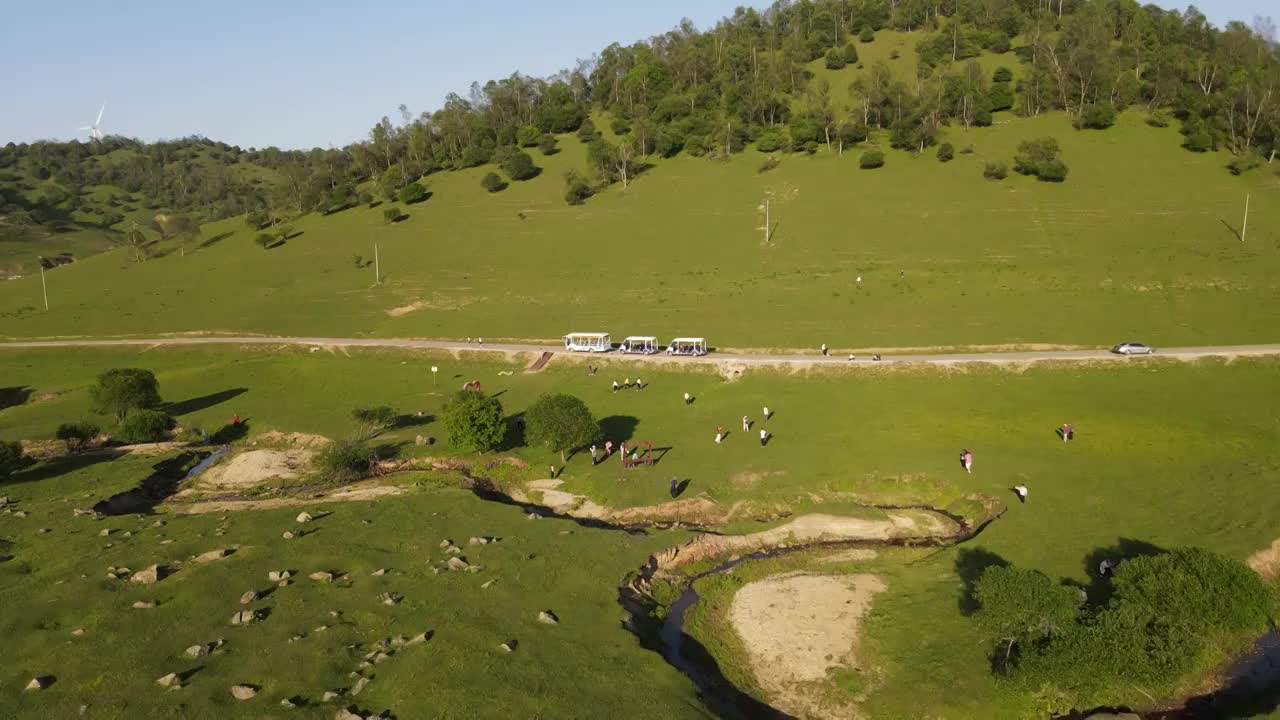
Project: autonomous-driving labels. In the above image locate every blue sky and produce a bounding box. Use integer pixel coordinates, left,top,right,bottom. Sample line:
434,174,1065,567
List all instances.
1,0,1271,150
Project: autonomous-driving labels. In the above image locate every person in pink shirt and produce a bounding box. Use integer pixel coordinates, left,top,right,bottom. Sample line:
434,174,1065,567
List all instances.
961,449,973,473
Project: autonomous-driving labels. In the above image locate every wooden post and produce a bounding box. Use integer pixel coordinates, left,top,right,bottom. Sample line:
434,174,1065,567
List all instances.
1241,193,1250,243
38,260,48,311
764,200,770,244
374,243,381,283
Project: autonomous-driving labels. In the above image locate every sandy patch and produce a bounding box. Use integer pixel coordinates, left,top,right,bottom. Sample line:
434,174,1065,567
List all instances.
818,548,879,563
173,481,406,514
731,572,886,718
1248,539,1280,580
385,300,426,317
731,470,787,489
177,449,313,497
255,431,331,449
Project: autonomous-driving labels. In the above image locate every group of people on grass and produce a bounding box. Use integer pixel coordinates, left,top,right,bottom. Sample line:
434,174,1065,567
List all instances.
967,422,1078,505
715,406,771,447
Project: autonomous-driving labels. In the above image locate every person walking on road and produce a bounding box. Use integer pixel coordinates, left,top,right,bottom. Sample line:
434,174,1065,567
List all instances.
759,428,769,447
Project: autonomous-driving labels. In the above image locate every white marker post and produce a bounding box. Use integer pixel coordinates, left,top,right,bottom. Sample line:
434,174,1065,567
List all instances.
431,366,438,387
764,199,770,244
37,257,48,311
1242,193,1250,243
374,243,381,283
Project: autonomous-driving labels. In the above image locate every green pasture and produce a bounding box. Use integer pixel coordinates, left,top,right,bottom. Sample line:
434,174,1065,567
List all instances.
1,110,1276,348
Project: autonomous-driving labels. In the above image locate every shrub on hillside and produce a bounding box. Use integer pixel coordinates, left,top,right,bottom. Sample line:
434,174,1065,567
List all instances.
889,49,900,60
116,410,175,444
481,172,507,193
56,421,100,451
1014,137,1067,181
245,209,268,229
655,128,686,157
577,118,598,143
398,181,428,205
684,135,709,157
1145,111,1170,128
382,206,402,224
973,565,1080,670
609,116,631,136
756,128,788,153
443,389,505,453
315,439,374,483
1227,156,1262,175
503,150,540,181
988,82,1014,112
1078,104,1116,130
254,233,274,249
90,368,161,423
984,161,1008,179
859,149,885,169
842,43,859,65
0,440,25,480
824,48,847,70
837,120,869,147
525,393,599,463
352,406,398,440
538,135,559,156
359,191,374,207
859,25,875,42
563,170,593,205
516,125,542,147
974,108,993,127
758,155,781,173
937,143,955,162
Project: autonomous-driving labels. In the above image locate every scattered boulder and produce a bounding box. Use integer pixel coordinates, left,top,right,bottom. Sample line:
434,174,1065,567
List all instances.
446,557,469,571
132,601,156,610
309,571,334,583
98,528,112,537
415,435,426,446
538,611,559,625
71,628,85,637
37,528,51,534
230,610,257,625
25,676,51,691
350,677,370,696
296,512,313,524
184,645,209,659
155,673,182,689
314,625,329,633
280,697,298,708
481,579,497,589
322,690,341,703
194,548,232,563
268,570,291,582
335,707,366,720
526,513,540,520
282,531,295,540
130,565,163,585
152,520,166,527
407,631,431,645
0,496,7,507
372,652,390,665
499,639,518,652
230,685,257,700
239,591,258,605
378,592,402,606
371,568,387,577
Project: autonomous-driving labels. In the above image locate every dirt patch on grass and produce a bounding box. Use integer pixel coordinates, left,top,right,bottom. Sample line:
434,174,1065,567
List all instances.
173,480,406,514
385,300,426,317
1248,539,1280,580
255,431,331,449
817,548,879,563
731,470,787,489
175,449,313,498
730,572,886,718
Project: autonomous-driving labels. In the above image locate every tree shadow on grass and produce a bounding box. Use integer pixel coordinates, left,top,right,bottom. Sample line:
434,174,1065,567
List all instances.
4,452,118,488
210,420,249,445
93,451,204,516
600,416,639,444
161,388,247,417
498,414,526,452
198,231,234,249
1081,538,1167,606
954,547,1011,616
0,386,32,411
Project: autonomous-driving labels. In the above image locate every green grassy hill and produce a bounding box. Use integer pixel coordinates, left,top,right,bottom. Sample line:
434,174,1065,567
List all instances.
1,108,1275,348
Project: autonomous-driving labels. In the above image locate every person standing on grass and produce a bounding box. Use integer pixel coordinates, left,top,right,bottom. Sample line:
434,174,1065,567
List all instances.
821,343,828,356
742,415,750,432
635,378,643,390
961,449,973,473
1013,484,1028,503
1065,423,1074,441
715,426,724,444
613,380,620,393
684,392,692,405
759,428,768,447
763,406,771,421
604,440,613,458
590,444,599,465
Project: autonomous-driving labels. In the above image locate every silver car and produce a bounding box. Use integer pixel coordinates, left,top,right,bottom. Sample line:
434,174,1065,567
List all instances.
1112,342,1155,355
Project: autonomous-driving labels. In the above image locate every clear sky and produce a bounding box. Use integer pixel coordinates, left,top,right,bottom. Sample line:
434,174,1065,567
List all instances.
1,0,1271,150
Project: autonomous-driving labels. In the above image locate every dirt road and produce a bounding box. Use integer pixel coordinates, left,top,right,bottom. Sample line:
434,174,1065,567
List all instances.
2,335,1279,367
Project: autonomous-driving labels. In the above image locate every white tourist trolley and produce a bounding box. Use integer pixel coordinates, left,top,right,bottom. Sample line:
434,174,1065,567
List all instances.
562,332,612,353
619,336,659,355
666,337,708,356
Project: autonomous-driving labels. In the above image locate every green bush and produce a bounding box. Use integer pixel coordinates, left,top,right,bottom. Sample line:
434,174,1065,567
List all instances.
443,389,505,452
974,108,993,127
352,406,398,439
1227,155,1262,175
502,150,540,181
756,128,788,153
1145,111,1170,128
988,82,1014,112
254,233,274,249
684,135,709,157
1078,104,1116,130
56,421,100,451
860,25,875,43
842,43,859,64
563,170,593,205
1037,159,1069,182
824,48,847,70
0,440,25,479
984,161,1008,179
937,143,954,162
315,439,374,483
577,118,598,143
1014,137,1067,181
609,116,631,136
525,393,600,463
481,172,507,193
398,181,428,204
859,149,885,169
116,410,175,444
538,135,559,156
90,368,161,422
383,206,402,224
516,125,542,147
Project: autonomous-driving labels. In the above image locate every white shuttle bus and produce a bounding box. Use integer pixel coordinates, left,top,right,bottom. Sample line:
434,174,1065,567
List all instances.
563,332,612,353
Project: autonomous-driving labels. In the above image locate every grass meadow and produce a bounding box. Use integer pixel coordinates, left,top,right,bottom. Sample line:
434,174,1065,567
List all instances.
2,346,1279,716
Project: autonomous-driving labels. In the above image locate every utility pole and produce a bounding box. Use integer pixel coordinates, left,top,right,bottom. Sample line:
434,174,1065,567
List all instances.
1241,193,1250,243
374,243,381,283
764,200,770,244
37,257,48,311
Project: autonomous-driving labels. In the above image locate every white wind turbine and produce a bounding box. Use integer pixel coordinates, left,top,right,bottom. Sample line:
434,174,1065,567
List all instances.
80,102,106,141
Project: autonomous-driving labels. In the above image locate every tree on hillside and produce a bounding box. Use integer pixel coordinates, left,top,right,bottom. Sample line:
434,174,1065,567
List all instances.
151,213,200,256
124,221,149,263
524,393,599,463
0,439,25,480
56,421,100,451
973,565,1080,668
398,181,428,204
1014,137,1068,181
89,368,162,422
481,172,508,193
502,150,540,181
116,409,175,444
563,170,592,205
443,389,505,453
